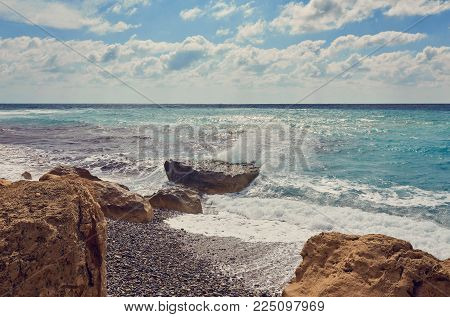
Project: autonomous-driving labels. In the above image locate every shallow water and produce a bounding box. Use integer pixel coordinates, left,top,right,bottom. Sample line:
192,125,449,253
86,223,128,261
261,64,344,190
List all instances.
1,104,449,259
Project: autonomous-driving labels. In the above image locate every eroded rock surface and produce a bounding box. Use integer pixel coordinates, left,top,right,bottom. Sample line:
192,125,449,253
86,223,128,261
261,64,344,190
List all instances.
0,180,107,296
283,232,450,297
0,178,12,187
40,166,152,223
149,186,203,214
40,165,101,182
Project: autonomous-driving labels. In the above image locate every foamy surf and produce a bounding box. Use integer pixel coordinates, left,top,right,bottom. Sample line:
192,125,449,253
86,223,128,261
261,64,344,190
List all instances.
247,174,450,208
0,144,51,180
0,109,78,117
166,195,450,260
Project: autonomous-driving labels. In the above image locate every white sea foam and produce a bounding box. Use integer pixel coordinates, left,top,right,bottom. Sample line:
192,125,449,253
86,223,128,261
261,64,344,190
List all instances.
0,144,50,180
167,195,450,259
0,108,89,118
247,174,450,208
0,109,62,117
359,185,450,208
0,110,31,117
358,118,378,123
167,211,302,243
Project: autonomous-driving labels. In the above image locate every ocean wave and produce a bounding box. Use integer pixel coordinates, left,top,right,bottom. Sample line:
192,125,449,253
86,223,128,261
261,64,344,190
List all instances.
246,175,450,208
2,106,449,262
0,109,70,117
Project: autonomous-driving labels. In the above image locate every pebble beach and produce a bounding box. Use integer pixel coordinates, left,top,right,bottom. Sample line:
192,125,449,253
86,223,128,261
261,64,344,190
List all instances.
106,210,301,297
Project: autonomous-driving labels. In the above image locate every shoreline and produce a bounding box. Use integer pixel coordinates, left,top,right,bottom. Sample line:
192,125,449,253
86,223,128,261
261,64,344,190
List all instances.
1,169,449,297
106,210,300,297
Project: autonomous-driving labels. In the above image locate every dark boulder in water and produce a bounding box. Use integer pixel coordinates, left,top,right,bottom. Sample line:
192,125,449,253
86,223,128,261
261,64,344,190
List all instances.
164,160,260,194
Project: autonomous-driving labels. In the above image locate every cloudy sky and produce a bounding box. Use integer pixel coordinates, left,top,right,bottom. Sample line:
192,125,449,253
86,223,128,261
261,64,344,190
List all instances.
0,0,449,104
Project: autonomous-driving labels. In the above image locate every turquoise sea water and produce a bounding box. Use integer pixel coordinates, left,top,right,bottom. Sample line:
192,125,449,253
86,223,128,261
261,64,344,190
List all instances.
1,104,449,258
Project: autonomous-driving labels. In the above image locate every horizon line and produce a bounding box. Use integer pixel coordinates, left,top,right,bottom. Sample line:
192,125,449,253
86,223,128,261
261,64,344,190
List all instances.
1,103,450,106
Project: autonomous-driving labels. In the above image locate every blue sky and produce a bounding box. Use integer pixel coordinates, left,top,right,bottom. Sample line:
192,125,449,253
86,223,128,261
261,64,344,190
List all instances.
0,0,449,103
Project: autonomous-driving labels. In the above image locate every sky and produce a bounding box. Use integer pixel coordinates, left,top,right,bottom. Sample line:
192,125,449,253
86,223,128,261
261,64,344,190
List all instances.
0,0,449,104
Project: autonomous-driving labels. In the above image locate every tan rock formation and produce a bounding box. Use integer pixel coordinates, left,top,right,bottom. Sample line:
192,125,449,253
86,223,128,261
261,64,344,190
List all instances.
149,186,203,214
0,178,12,187
85,180,152,223
0,180,107,296
39,165,101,182
283,232,450,297
40,166,152,223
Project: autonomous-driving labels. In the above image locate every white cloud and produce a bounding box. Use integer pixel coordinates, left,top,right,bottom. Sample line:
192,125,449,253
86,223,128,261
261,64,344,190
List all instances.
271,1,384,34
323,31,427,57
180,7,204,21
121,0,150,8
126,7,138,16
271,0,450,35
216,28,231,36
180,1,255,22
363,46,450,85
211,1,238,19
111,4,122,14
240,2,255,18
385,0,450,16
0,31,448,102
0,0,140,34
235,20,266,44
161,36,211,70
90,21,140,35
109,0,151,15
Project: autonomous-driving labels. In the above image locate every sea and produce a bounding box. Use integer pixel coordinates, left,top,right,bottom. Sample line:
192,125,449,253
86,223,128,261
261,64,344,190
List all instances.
1,104,449,259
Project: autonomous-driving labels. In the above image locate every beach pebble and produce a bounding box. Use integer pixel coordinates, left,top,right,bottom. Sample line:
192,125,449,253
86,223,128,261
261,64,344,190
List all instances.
106,210,280,297
21,171,32,180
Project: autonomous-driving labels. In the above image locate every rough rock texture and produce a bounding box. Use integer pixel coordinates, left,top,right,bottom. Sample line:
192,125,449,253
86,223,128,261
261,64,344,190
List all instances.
0,178,12,187
0,180,107,297
164,160,260,194
148,186,203,214
283,232,450,297
40,165,102,182
40,166,152,223
84,180,152,223
21,172,32,180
